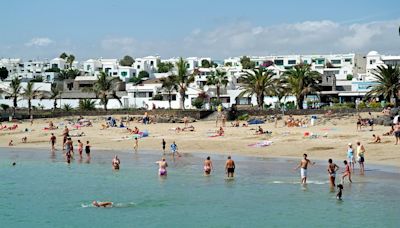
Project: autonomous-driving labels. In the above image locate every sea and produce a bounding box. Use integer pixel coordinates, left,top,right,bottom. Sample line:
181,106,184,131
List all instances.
0,148,399,227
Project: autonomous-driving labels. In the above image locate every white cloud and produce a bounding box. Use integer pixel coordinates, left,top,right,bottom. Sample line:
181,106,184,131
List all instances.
25,37,54,47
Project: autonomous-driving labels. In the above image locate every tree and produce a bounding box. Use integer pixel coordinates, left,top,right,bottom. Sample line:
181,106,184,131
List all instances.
66,54,75,68
282,64,321,109
6,77,22,117
240,56,255,69
48,83,62,111
366,65,400,106
201,59,211,68
91,71,122,111
59,52,68,59
0,67,8,80
160,75,178,109
22,82,41,116
239,67,278,109
157,62,174,73
119,55,135,66
79,99,96,110
206,69,228,102
58,69,80,80
138,71,149,78
175,57,195,109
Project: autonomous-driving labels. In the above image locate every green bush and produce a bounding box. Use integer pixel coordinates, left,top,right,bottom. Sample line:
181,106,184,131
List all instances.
238,113,249,121
0,104,10,112
192,98,205,109
358,101,367,109
63,104,73,112
285,101,296,110
346,74,353,80
79,99,96,111
368,101,381,108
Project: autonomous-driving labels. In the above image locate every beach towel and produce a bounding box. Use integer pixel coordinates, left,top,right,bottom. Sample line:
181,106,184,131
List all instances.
247,119,265,125
248,140,272,148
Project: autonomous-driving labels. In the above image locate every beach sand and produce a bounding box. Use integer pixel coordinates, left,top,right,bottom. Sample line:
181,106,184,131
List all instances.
1,112,399,167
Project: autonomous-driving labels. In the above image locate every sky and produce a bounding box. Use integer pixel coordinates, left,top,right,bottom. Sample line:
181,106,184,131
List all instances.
0,0,399,60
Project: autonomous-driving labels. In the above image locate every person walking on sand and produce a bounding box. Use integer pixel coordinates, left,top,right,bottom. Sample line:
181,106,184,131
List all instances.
327,159,339,188
356,141,366,174
162,139,166,154
50,133,56,151
133,137,138,153
341,160,352,184
294,153,315,184
204,156,213,176
394,123,400,145
225,156,235,178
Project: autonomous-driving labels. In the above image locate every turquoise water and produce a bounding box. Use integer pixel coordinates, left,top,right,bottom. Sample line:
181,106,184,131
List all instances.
0,148,399,228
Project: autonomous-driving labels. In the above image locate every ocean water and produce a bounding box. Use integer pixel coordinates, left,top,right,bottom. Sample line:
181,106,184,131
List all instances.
0,148,399,228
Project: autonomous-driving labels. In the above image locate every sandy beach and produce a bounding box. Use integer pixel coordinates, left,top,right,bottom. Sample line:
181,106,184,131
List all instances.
1,111,399,168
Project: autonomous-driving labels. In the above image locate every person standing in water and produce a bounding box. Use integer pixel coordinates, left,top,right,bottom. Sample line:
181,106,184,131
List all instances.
156,157,168,176
346,143,355,172
327,159,339,188
133,137,138,153
85,141,91,159
294,153,315,184
203,156,213,176
341,160,352,184
77,140,83,159
162,139,166,154
225,156,235,178
356,141,366,174
170,141,181,157
50,133,56,152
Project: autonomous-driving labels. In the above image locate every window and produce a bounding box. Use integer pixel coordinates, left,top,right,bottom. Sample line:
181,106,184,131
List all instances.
316,59,325,65
67,83,73,91
137,65,140,69
86,65,91,71
121,71,127,77
137,92,147,98
171,95,176,101
303,60,308,64
274,60,284,65
331,60,341,64
150,61,154,66
344,58,352,62
149,92,153,97
370,60,376,64
288,60,296,65
113,72,118,76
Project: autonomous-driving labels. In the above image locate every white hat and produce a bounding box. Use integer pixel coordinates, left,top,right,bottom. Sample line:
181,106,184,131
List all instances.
348,143,352,146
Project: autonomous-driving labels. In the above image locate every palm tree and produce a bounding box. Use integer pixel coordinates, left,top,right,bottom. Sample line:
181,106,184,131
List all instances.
6,77,22,117
206,69,229,102
48,83,62,111
366,65,400,106
175,57,195,109
282,64,321,109
22,82,41,116
239,67,278,109
91,71,122,111
79,99,96,111
67,54,75,68
160,75,178,109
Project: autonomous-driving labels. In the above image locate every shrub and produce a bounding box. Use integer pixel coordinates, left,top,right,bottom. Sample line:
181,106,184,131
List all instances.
1,104,10,112
346,74,353,80
63,104,73,112
192,98,205,109
357,101,367,109
238,113,249,121
79,99,96,111
368,101,381,108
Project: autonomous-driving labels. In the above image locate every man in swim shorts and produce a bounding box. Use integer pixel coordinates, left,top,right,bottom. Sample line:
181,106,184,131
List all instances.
204,156,213,175
170,141,181,157
225,156,235,178
92,201,113,207
294,153,315,184
112,155,120,170
156,157,168,176
327,159,339,188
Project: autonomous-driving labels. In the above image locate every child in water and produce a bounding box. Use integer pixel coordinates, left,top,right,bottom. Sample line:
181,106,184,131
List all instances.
336,184,343,200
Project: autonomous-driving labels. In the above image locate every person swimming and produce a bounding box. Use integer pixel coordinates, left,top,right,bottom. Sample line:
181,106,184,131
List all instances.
92,201,113,207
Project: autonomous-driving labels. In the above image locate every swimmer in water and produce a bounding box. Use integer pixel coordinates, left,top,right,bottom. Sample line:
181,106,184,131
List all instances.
112,155,120,170
92,201,113,207
156,157,168,176
336,184,343,200
203,156,213,176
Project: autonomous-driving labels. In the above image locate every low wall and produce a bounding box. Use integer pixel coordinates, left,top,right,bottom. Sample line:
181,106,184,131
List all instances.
1,109,214,121
234,108,383,117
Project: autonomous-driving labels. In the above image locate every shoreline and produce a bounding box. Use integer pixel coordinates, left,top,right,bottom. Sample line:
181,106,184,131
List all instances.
2,145,399,174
